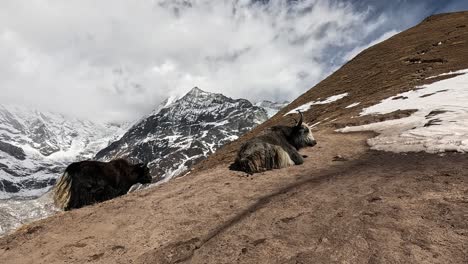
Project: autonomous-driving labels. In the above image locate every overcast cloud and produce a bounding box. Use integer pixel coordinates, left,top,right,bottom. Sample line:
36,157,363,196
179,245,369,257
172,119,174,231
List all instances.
0,0,466,123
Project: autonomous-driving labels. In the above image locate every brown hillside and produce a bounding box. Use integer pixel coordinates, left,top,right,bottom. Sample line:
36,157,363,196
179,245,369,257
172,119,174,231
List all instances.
194,11,468,172
1,12,468,264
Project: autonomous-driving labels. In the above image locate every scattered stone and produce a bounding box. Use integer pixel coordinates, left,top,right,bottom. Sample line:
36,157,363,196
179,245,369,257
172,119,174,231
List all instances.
367,197,382,203
252,238,266,246
111,245,125,251
425,110,448,118
424,118,442,127
333,155,348,161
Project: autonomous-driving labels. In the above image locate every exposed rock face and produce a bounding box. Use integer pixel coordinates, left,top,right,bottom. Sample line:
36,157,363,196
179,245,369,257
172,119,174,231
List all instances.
0,141,26,161
95,87,270,182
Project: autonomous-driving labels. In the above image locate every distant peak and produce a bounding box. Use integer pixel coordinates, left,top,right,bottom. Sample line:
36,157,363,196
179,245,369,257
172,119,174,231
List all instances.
186,87,209,97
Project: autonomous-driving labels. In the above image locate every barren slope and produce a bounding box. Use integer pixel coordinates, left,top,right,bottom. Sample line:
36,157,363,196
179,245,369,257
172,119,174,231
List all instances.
1,12,468,264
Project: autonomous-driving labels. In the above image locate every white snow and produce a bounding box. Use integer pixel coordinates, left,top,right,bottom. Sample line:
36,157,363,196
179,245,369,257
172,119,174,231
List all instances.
425,69,468,79
285,93,348,115
339,69,468,153
311,121,321,127
345,102,361,109
0,104,127,164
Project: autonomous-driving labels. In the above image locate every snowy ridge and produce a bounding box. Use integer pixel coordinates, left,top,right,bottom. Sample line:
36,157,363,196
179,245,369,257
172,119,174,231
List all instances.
339,69,468,153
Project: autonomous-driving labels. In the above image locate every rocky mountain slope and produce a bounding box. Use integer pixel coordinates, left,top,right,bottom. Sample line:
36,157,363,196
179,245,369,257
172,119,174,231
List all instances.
1,12,468,264
95,87,270,182
0,104,126,199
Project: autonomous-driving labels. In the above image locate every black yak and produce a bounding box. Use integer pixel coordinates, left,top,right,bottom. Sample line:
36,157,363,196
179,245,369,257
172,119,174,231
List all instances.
53,159,151,210
231,111,316,173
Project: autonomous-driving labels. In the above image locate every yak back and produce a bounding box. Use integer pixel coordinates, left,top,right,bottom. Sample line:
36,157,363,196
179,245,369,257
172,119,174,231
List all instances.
236,125,298,159
66,159,136,189
64,159,138,209
254,126,296,148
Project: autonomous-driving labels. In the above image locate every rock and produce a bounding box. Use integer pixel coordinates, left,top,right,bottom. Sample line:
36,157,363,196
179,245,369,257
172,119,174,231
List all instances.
0,141,26,160
332,155,348,161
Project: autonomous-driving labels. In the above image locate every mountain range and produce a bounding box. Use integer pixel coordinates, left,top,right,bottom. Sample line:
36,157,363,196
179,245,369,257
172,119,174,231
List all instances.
0,104,125,199
0,90,286,199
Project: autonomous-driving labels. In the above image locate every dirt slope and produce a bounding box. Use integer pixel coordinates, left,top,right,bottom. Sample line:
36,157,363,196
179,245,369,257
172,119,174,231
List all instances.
1,12,468,264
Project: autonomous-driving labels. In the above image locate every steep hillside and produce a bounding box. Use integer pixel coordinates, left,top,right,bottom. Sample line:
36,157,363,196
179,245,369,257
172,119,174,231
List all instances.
95,87,269,182
1,12,468,264
192,11,468,172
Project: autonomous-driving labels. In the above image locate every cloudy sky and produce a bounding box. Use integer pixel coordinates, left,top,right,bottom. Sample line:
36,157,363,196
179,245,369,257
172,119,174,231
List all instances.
1,0,467,123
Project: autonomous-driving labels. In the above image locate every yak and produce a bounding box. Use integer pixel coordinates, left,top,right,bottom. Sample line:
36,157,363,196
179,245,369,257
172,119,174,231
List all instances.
53,159,151,210
231,111,317,174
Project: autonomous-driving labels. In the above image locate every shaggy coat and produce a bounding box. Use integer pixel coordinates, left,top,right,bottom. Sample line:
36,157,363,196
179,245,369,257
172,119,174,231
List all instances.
53,159,151,210
232,111,316,173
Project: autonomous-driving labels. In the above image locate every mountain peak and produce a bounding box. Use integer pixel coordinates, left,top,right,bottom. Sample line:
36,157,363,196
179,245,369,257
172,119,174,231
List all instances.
186,87,209,97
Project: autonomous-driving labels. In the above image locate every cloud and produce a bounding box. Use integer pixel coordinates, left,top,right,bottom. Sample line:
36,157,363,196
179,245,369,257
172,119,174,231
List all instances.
343,29,400,61
0,0,464,122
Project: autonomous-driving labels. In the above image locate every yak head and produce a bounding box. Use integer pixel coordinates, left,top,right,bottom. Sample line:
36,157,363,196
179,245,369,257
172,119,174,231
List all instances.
289,110,317,149
133,163,152,184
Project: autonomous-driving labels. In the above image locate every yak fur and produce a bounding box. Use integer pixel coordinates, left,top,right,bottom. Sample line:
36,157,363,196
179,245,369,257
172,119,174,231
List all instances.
232,112,316,174
53,159,151,210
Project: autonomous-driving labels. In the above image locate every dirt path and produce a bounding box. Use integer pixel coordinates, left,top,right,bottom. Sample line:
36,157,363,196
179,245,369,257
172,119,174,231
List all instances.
0,130,466,263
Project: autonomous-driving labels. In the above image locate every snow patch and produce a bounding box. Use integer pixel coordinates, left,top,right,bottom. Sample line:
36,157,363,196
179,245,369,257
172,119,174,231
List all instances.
339,69,468,153
285,93,348,115
425,69,468,80
345,102,361,109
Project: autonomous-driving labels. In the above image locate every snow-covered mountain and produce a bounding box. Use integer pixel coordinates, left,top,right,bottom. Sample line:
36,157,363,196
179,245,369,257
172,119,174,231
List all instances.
255,100,289,118
0,104,126,199
95,87,271,182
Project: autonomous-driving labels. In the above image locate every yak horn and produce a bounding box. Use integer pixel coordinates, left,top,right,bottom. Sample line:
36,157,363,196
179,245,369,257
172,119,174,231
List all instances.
137,162,147,168
296,110,303,127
